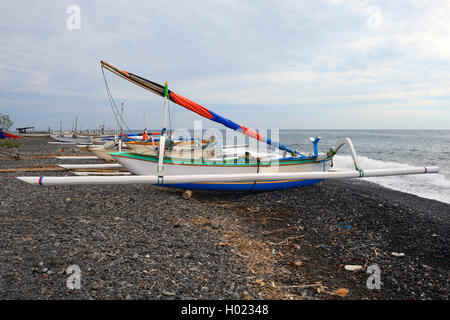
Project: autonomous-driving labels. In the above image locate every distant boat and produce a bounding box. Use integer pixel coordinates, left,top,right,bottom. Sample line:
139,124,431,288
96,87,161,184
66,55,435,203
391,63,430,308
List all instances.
0,128,22,140
50,133,93,145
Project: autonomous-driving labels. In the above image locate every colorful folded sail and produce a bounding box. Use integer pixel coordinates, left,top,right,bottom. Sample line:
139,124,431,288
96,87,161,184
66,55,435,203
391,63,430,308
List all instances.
101,61,301,156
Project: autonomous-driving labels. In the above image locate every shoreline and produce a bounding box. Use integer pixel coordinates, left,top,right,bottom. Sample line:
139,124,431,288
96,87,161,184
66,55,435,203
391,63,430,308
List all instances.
0,138,448,300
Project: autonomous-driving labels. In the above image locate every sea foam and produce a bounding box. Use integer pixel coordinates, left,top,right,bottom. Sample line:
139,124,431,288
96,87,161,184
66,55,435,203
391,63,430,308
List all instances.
334,155,450,204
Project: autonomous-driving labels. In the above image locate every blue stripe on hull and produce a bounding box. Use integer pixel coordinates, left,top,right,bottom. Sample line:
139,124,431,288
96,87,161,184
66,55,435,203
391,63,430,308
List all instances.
161,179,322,192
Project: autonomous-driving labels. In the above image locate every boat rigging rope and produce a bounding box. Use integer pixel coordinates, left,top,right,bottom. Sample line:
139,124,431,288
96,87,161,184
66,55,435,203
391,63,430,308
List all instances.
101,67,133,134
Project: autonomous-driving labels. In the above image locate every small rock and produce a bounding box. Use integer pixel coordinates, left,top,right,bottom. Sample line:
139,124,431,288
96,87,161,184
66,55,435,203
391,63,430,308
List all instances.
88,252,100,260
211,220,221,230
391,252,405,257
161,290,176,296
344,265,362,271
132,253,139,259
92,282,103,290
48,257,64,267
93,232,107,241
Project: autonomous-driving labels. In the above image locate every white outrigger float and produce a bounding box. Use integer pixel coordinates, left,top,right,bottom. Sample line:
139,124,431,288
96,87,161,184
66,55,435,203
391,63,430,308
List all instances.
17,61,439,191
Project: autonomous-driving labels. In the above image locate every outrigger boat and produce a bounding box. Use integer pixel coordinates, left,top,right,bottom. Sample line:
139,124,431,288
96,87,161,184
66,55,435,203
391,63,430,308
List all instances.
17,61,439,191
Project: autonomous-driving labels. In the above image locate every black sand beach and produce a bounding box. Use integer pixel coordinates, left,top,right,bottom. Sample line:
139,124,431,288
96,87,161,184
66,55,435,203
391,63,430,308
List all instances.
0,137,448,300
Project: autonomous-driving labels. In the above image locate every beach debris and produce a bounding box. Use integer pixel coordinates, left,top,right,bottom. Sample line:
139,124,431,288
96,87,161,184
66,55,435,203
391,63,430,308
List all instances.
182,190,193,200
374,248,379,257
92,232,107,241
88,252,100,260
91,281,103,290
344,265,363,271
317,285,328,293
210,220,221,230
294,261,302,269
329,288,349,297
255,279,265,287
391,252,405,257
281,282,323,289
337,222,352,229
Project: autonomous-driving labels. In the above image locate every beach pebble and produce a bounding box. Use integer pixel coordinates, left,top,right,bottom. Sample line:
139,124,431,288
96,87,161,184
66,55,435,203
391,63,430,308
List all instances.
344,265,363,271
161,290,176,296
391,252,405,257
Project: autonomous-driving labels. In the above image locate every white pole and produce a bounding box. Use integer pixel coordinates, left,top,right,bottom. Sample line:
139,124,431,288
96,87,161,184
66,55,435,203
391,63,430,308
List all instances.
158,82,169,176
120,103,124,136
144,109,147,129
17,166,439,186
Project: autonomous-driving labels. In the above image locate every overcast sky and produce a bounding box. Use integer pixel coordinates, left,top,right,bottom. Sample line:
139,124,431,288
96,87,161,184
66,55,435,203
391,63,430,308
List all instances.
1,0,449,131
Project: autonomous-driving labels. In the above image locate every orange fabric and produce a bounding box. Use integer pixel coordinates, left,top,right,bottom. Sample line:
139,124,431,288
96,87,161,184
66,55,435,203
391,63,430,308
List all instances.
170,92,213,119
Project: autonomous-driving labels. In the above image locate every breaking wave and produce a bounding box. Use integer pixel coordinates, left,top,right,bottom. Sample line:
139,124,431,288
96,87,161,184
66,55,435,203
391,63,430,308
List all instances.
334,155,450,204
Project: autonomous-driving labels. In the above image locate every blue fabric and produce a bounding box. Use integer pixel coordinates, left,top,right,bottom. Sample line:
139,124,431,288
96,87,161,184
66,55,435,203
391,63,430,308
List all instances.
208,111,242,131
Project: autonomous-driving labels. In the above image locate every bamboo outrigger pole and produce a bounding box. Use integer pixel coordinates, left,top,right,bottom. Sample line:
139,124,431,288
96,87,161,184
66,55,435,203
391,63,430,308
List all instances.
17,166,439,186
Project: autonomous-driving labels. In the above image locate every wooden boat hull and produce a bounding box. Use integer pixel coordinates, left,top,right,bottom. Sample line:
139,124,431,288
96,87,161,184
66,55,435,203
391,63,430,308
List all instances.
90,147,116,162
110,152,331,191
90,146,132,162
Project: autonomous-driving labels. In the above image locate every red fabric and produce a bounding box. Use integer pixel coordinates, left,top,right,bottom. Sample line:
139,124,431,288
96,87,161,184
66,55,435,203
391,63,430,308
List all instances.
4,132,21,139
170,92,213,120
240,126,264,142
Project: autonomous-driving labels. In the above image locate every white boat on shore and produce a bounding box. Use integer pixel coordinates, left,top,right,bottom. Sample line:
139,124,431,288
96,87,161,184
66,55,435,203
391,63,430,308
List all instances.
17,61,440,192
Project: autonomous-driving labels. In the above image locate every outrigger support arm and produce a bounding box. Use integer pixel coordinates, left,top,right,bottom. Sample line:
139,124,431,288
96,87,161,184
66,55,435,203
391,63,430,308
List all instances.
316,138,362,171
157,82,169,177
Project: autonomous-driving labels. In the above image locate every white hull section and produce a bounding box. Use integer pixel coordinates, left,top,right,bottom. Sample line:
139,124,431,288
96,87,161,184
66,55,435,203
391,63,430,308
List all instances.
112,153,330,176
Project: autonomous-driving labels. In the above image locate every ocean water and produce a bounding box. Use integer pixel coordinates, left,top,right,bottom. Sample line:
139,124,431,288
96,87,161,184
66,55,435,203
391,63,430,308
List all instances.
279,130,450,204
